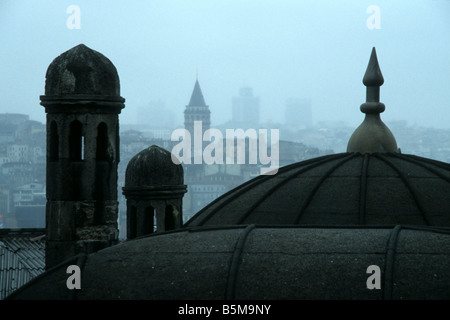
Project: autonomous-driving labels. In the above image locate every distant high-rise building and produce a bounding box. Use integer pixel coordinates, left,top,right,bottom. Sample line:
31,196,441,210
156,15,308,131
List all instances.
137,100,176,139
137,100,176,129
232,87,259,126
285,98,312,128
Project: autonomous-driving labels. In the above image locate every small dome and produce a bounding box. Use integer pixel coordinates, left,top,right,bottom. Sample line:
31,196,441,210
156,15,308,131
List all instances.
186,152,450,227
43,44,121,98
124,145,184,188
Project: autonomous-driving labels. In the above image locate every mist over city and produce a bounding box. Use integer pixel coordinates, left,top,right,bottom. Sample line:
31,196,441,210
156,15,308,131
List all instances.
1,0,450,302
0,1,449,129
0,0,449,223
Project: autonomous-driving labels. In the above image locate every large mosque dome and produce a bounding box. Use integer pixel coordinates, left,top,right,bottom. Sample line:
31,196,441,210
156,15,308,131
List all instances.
187,48,450,228
9,224,450,300
186,152,450,227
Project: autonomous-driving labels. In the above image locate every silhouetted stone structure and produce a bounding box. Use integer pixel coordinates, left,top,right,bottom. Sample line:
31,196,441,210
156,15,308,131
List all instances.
7,224,450,300
7,47,450,300
123,145,186,237
40,44,125,269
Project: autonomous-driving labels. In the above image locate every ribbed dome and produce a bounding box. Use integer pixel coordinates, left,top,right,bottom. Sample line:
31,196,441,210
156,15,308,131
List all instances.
8,225,450,300
186,152,450,227
43,44,122,99
124,145,184,188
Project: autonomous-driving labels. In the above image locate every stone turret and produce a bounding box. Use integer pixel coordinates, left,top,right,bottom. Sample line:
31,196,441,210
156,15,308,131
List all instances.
122,145,187,239
41,44,125,269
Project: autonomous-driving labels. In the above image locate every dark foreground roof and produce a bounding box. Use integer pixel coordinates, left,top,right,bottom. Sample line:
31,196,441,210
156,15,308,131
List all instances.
0,228,45,300
7,224,450,300
186,152,450,227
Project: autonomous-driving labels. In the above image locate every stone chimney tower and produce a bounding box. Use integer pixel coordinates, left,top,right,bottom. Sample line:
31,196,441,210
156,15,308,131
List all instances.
40,44,125,269
123,145,187,239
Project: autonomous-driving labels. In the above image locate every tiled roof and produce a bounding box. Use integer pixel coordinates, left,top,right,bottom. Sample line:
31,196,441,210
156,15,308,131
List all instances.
0,228,45,300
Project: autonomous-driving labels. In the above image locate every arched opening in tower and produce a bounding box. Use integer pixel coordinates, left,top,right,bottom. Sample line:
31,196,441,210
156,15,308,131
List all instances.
49,121,59,162
129,205,137,239
144,206,155,235
69,120,84,161
96,122,111,162
165,205,176,231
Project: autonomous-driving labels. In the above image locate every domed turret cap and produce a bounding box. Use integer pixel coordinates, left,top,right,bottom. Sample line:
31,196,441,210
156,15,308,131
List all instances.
123,145,187,198
40,44,125,107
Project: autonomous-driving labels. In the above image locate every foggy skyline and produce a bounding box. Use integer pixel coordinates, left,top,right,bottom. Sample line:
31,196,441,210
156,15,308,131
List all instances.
0,0,449,129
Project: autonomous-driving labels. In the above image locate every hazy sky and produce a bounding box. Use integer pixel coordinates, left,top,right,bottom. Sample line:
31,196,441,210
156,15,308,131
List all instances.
0,0,449,129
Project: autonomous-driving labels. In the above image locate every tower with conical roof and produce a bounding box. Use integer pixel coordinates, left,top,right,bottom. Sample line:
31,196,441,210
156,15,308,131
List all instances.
184,78,211,141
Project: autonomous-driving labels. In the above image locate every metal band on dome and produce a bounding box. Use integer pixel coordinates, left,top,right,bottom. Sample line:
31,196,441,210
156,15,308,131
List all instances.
40,95,125,112
122,185,187,200
40,95,125,104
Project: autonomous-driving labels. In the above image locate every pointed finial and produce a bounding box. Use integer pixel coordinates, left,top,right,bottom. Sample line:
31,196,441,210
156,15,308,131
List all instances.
347,47,398,154
363,47,384,87
196,69,198,81
360,47,385,112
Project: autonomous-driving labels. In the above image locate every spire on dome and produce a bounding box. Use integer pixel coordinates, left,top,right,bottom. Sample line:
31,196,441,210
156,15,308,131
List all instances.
361,47,385,111
347,47,399,154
